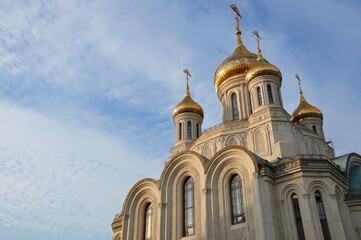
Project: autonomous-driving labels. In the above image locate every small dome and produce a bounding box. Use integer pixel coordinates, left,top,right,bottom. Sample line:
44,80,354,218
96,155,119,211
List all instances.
245,54,282,84
291,93,323,123
214,30,257,92
172,88,204,120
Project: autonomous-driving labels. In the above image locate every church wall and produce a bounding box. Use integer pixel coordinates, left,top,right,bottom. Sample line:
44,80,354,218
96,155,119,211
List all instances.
275,171,352,240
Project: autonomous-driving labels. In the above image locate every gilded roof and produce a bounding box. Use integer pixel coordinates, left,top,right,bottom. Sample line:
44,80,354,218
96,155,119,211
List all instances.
245,53,282,84
214,31,257,92
291,93,323,123
172,88,204,119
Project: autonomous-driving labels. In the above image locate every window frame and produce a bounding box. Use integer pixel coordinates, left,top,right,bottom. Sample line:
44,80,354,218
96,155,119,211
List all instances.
291,193,305,240
314,191,331,240
187,121,192,140
231,93,239,120
183,177,195,236
267,84,274,104
230,174,245,224
144,203,153,240
257,86,263,106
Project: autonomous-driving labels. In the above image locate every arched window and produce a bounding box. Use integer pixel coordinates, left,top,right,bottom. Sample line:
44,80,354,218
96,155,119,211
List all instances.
312,125,317,134
184,177,195,236
267,84,274,104
291,194,305,240
231,93,239,120
230,175,245,224
144,203,153,240
179,123,182,140
249,92,253,113
196,123,199,138
315,191,331,240
257,87,263,106
187,121,192,140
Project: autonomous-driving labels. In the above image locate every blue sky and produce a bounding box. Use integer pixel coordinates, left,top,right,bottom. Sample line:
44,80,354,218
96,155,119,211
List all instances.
0,0,360,239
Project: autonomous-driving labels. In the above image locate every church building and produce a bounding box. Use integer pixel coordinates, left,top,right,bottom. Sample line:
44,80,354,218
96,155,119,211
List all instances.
111,5,361,240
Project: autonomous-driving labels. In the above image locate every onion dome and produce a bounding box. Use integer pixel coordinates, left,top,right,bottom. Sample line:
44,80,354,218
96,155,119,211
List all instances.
245,49,282,84
214,29,257,92
291,92,323,123
172,86,204,120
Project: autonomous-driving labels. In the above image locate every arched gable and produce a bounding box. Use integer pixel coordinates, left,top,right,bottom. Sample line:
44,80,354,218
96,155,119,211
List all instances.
159,150,206,191
204,146,259,239
120,178,160,240
121,178,160,215
158,150,206,239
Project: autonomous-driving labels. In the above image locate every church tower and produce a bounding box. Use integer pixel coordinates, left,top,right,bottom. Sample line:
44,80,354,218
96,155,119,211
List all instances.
171,69,204,155
245,31,283,113
291,75,325,140
214,5,257,122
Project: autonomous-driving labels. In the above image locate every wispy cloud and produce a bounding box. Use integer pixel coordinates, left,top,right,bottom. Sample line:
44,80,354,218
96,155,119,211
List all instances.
0,0,360,239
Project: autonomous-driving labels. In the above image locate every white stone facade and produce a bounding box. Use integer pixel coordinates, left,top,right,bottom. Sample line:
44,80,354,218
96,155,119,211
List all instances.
112,15,361,240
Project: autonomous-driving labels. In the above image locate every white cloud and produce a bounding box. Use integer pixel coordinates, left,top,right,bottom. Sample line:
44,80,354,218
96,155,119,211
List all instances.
0,101,163,239
0,0,360,239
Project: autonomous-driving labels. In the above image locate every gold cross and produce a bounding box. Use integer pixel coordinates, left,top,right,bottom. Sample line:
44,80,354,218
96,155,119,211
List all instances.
253,31,262,51
183,69,191,88
295,74,303,93
230,4,242,30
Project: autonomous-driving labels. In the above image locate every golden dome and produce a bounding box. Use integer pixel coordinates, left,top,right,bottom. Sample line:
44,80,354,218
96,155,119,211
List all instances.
172,87,204,120
291,93,323,123
245,51,282,84
214,30,257,92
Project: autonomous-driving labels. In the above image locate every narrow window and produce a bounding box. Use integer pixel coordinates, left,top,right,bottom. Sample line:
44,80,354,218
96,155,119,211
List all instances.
184,177,195,236
267,84,274,104
315,191,331,240
257,87,263,106
144,204,153,240
231,93,239,120
196,123,199,138
179,123,182,140
249,92,253,113
230,175,245,224
187,121,192,140
291,194,305,240
312,125,317,134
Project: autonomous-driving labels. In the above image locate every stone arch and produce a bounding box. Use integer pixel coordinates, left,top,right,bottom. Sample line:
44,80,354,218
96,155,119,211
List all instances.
279,183,307,240
158,151,206,240
279,183,305,202
306,180,333,196
113,232,122,240
253,127,270,156
226,135,242,147
204,146,259,239
120,178,160,240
